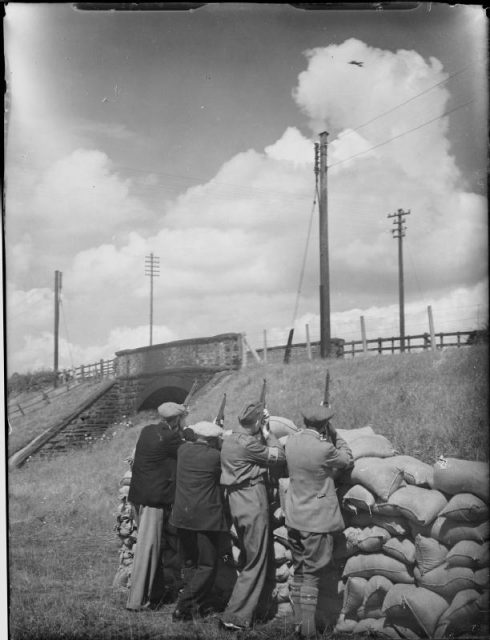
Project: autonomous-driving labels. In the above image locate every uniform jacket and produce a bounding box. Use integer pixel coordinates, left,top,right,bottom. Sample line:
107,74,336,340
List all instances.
170,441,227,531
220,429,286,487
128,421,182,508
285,429,353,534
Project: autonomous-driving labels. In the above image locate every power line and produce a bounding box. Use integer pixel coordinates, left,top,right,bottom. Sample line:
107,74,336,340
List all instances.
328,99,474,170
291,188,318,328
329,66,469,147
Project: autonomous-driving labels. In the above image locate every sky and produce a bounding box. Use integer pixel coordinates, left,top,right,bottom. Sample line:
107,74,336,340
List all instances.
4,2,489,374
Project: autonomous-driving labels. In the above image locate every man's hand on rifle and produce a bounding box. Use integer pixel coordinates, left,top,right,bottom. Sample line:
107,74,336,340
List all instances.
261,408,270,440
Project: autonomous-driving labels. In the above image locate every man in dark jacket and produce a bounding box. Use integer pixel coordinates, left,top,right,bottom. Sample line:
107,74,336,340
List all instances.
126,402,187,611
219,401,286,631
170,420,229,621
285,405,353,638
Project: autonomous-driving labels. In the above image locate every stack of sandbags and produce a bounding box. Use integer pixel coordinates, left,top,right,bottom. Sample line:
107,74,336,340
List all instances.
112,462,138,591
330,428,490,637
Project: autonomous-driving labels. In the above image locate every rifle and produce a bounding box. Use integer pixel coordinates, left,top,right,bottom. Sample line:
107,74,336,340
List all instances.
321,370,331,408
320,369,336,445
215,393,227,427
183,379,199,410
260,378,267,410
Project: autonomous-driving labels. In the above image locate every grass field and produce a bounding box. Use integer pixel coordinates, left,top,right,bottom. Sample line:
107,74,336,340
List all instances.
7,380,111,458
7,345,489,639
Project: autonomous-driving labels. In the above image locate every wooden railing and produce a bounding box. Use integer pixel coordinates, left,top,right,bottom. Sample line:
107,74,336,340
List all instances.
7,359,116,418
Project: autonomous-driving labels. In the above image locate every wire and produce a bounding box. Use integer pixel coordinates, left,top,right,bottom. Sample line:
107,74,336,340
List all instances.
291,187,318,328
328,99,474,170
329,66,469,147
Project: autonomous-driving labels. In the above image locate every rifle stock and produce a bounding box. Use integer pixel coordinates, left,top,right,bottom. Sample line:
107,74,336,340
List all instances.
323,370,330,407
215,393,227,426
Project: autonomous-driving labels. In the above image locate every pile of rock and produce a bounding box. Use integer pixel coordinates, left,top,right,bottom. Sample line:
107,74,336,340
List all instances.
112,463,137,592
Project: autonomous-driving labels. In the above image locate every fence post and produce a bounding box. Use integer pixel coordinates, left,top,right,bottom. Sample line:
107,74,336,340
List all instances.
263,330,268,364
407,336,411,352
305,324,312,360
377,338,382,354
100,359,104,377
428,305,436,352
360,316,367,354
17,403,25,416
283,329,294,364
81,365,85,380
391,337,395,354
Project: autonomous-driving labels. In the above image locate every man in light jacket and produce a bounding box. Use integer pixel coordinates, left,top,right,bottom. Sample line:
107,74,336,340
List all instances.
285,405,353,639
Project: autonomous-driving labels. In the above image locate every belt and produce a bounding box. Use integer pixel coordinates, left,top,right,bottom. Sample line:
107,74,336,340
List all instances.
224,476,265,493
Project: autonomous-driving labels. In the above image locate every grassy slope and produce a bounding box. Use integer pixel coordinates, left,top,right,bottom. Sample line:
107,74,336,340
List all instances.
7,381,112,458
7,346,489,639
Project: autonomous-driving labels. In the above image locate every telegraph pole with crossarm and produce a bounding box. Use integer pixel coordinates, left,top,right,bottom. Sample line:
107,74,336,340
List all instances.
388,209,411,353
145,253,160,346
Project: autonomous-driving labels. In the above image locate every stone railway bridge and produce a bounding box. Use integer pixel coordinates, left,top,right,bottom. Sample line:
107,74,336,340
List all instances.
9,333,243,465
115,332,243,415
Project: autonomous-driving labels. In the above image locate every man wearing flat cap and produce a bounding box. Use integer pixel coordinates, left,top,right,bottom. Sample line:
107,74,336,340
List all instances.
285,404,353,639
219,401,286,631
170,421,230,621
126,402,187,611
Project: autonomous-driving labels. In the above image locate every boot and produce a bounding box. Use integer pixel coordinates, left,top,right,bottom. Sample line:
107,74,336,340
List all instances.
299,585,319,639
289,578,303,635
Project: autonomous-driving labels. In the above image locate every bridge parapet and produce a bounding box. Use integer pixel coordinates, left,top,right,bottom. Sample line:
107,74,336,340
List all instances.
115,332,243,377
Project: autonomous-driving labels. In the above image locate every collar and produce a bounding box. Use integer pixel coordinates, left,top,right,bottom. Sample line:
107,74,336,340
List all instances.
303,428,321,439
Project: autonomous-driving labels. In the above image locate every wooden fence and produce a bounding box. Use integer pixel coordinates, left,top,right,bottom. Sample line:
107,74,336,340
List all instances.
8,358,116,418
244,330,481,365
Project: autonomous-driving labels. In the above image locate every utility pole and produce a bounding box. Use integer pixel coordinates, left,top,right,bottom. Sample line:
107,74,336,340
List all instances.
54,270,62,385
317,131,331,358
388,208,410,352
145,253,160,346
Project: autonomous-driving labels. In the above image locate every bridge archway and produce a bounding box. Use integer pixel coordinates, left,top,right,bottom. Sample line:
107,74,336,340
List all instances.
136,373,197,412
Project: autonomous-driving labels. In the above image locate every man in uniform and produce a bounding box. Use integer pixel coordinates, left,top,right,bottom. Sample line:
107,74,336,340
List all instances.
126,401,187,611
170,420,229,621
219,401,286,631
285,405,353,639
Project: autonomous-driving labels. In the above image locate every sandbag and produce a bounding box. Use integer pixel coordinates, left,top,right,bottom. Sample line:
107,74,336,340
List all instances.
275,563,290,583
341,484,376,513
269,416,301,438
432,457,489,502
383,538,416,567
352,617,387,633
334,616,357,633
434,589,482,639
349,434,398,460
275,601,293,619
383,584,449,637
337,425,375,444
341,576,368,617
415,564,485,601
388,486,448,526
358,575,393,620
349,457,406,502
273,581,290,604
439,493,489,524
278,477,289,512
345,511,411,538
431,517,490,546
343,553,415,584
446,541,489,570
273,541,290,565
389,455,434,488
414,534,448,575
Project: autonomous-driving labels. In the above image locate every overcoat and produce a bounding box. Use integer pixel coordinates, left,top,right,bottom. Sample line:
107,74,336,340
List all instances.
285,429,353,534
171,441,227,531
128,421,182,507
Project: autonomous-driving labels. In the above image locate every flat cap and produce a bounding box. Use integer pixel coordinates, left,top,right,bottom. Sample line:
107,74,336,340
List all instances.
190,421,223,439
158,402,188,418
301,404,334,425
238,401,264,426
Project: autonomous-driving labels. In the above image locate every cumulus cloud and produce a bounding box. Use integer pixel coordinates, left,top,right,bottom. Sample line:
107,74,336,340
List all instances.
6,38,487,373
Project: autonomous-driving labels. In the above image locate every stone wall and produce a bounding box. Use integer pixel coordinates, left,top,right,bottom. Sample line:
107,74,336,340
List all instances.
115,333,243,378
